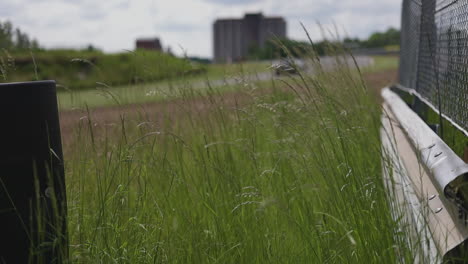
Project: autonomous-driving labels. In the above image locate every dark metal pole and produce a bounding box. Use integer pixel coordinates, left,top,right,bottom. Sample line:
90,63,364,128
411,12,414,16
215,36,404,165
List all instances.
0,80,68,263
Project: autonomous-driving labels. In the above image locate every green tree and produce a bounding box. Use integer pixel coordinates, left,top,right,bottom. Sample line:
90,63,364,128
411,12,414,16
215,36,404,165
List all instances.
0,21,14,49
0,20,39,50
362,28,400,48
15,28,30,50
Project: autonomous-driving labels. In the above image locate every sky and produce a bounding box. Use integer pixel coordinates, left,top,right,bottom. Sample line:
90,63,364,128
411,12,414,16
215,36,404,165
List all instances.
0,0,401,58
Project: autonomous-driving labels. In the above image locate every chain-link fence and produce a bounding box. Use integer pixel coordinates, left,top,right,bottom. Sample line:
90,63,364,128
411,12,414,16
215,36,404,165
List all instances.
399,0,468,134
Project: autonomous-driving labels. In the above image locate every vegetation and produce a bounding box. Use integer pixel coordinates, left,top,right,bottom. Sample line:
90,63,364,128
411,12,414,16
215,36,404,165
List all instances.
0,20,399,95
363,56,399,73
344,28,400,49
0,22,447,262
55,55,398,110
54,56,396,110
0,20,39,50
52,42,425,262
249,27,401,60
0,20,207,90
54,60,272,109
0,21,427,262
248,38,335,60
0,49,204,90
248,38,313,60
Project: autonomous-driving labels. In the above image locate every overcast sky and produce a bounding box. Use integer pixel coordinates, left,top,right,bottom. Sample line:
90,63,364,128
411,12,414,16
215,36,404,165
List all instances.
1,0,401,58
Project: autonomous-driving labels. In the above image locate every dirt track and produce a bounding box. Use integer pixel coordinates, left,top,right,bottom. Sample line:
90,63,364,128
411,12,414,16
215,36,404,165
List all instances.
364,69,398,100
59,89,255,146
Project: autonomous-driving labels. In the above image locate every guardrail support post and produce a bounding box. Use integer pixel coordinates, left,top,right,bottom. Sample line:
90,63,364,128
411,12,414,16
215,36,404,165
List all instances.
0,81,68,263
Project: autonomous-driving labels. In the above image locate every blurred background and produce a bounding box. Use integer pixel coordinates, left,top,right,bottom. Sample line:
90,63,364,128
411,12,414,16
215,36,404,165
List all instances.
0,0,400,58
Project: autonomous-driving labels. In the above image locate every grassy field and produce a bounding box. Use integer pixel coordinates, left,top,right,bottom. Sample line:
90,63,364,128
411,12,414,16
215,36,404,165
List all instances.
203,61,272,80
363,55,399,73
56,56,396,110
57,61,272,110
58,53,422,262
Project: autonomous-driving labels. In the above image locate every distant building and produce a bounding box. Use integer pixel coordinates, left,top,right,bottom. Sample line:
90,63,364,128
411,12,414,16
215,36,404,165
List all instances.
136,38,162,51
213,13,286,63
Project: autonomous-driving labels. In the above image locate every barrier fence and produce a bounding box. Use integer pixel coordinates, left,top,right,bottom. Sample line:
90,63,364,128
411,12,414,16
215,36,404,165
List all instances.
399,0,468,135
383,0,468,261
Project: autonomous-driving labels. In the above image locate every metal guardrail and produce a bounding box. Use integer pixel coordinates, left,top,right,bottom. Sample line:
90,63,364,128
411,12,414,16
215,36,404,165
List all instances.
382,87,468,261
398,2,468,257
386,1,468,259
383,88,468,195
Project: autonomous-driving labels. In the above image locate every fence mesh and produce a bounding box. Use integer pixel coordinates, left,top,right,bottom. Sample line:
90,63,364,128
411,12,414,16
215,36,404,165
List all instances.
399,0,468,133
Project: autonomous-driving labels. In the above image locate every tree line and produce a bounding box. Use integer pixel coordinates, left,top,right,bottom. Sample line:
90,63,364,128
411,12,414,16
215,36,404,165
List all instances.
249,27,400,60
343,28,400,49
0,20,40,50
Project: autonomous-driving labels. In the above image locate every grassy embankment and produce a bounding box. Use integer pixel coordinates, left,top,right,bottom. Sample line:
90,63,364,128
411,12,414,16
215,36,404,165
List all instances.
60,50,422,262
0,49,199,89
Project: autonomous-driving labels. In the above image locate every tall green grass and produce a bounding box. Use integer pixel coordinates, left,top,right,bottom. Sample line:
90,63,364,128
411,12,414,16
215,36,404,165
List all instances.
63,50,418,263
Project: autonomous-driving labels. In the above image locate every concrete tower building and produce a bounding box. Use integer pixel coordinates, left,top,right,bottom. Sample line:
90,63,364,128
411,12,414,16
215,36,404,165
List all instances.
213,13,286,63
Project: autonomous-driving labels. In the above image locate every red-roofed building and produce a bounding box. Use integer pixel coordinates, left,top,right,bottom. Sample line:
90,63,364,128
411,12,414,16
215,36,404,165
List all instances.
136,38,162,51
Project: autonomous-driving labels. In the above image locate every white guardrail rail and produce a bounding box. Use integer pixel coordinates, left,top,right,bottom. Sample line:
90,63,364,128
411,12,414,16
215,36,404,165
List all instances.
381,87,468,262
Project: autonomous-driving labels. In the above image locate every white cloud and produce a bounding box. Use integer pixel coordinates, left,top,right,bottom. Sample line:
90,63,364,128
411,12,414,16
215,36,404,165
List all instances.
0,0,401,58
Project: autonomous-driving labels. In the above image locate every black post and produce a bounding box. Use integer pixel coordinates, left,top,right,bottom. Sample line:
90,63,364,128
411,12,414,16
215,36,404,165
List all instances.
0,81,68,263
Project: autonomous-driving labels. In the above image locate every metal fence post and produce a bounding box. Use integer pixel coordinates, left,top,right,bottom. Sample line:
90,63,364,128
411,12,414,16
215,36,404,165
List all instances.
0,80,68,263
